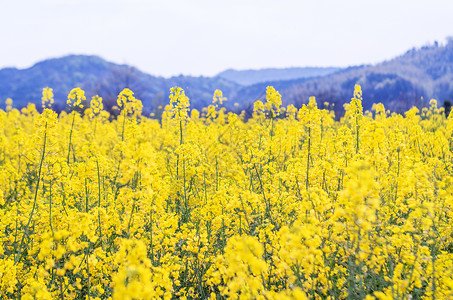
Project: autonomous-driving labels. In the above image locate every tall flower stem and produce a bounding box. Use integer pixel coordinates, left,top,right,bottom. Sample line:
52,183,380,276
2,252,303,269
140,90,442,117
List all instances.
15,122,47,264
67,111,76,164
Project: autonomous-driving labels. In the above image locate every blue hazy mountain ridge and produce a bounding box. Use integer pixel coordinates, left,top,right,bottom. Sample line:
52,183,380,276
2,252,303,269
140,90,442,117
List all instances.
0,56,339,114
0,55,241,114
1,39,452,115
217,67,341,86
279,39,453,113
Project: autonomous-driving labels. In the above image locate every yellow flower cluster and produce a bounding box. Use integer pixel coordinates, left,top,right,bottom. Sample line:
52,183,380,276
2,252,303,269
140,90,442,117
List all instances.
42,87,54,109
205,89,227,121
265,86,282,117
67,87,86,109
89,95,104,116
117,88,143,117
166,86,190,121
213,89,227,105
253,86,282,120
5,98,13,112
1,84,453,299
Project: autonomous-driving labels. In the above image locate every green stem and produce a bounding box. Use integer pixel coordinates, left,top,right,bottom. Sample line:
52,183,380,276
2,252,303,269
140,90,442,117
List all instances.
121,110,127,142
96,159,102,247
113,111,127,188
86,245,91,300
306,125,311,190
183,159,187,221
15,122,47,265
356,116,359,154
179,119,183,145
85,177,89,212
254,164,274,225
67,111,76,164
49,179,54,237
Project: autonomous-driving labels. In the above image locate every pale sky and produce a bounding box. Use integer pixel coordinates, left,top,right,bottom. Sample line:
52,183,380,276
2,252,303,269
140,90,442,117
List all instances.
1,0,452,77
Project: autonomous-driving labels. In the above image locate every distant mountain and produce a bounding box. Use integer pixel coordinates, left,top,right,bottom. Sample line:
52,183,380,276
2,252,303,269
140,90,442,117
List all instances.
0,55,162,113
217,67,341,86
267,39,453,113
1,39,453,115
0,55,241,115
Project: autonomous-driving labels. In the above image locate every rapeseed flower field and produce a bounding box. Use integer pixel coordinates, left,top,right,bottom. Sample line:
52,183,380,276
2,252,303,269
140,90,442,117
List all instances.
1,85,453,299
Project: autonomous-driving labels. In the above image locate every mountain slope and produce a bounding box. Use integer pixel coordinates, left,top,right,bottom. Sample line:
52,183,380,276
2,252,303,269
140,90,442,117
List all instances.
1,39,453,115
273,39,453,113
217,67,341,86
0,55,241,114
